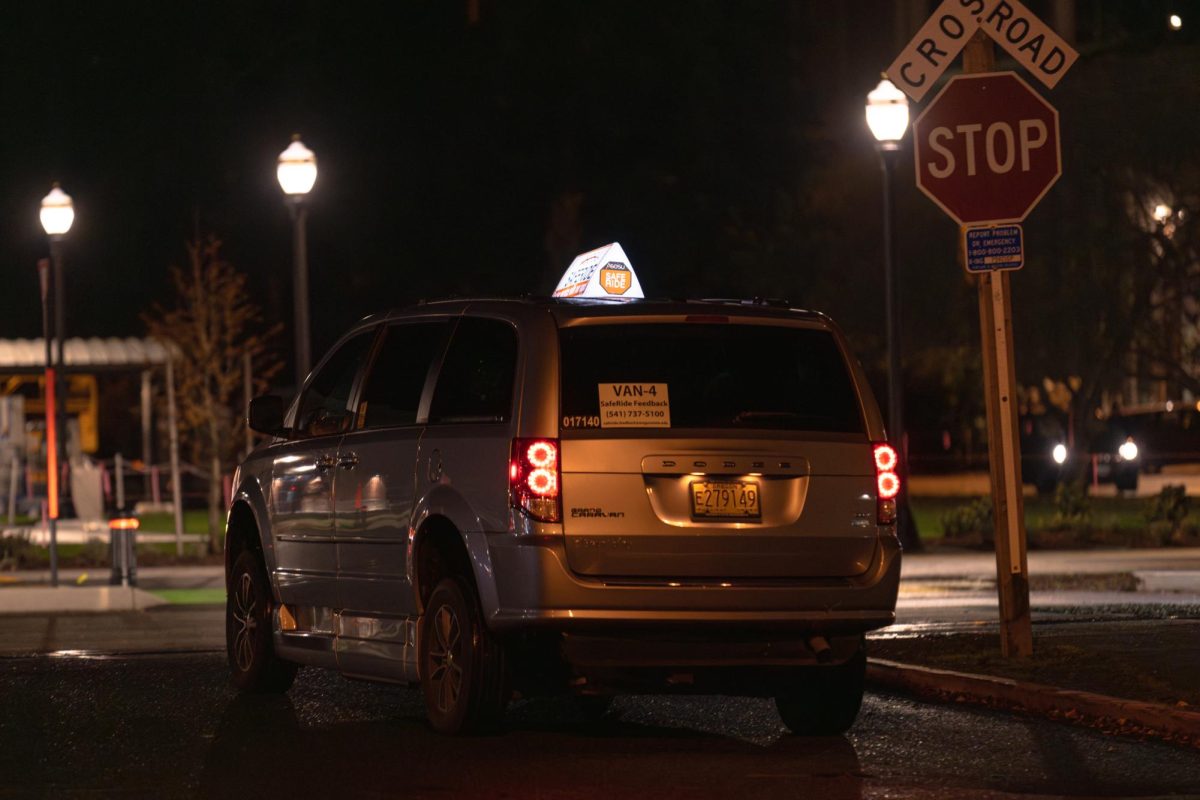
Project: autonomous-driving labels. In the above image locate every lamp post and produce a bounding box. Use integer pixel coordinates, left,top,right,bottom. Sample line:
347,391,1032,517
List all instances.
277,135,318,389
40,183,74,587
866,78,916,548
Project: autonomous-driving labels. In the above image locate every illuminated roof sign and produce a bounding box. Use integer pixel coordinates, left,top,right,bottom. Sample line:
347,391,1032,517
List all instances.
553,242,644,300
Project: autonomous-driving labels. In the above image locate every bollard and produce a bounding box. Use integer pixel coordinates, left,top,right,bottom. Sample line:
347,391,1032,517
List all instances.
6,454,17,526
151,466,161,505
114,453,126,511
108,511,139,587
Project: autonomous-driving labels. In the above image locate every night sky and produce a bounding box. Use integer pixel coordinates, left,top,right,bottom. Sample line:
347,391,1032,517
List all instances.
1,1,1195,385
0,3,899,352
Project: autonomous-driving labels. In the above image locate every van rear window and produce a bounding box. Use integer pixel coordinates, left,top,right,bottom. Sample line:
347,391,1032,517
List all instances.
558,323,864,434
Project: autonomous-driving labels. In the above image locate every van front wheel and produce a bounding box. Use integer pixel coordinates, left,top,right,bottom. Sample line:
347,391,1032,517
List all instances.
226,550,297,693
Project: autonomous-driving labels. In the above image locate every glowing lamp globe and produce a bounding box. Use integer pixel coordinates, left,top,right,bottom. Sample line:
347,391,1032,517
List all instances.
865,79,910,150
40,184,75,236
277,135,318,196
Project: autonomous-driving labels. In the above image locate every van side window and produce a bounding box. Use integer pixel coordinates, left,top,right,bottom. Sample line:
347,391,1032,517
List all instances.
295,331,375,437
428,318,517,424
356,322,448,429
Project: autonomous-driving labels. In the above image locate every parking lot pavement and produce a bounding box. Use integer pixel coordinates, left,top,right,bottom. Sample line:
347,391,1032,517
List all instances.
2,651,1199,799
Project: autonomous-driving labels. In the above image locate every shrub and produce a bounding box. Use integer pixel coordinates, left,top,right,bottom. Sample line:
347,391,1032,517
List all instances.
1146,484,1189,528
0,532,35,570
1145,485,1191,544
1051,481,1091,529
941,496,994,541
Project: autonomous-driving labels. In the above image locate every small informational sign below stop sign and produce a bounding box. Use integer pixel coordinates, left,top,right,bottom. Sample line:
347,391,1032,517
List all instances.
913,71,1061,226
964,224,1023,272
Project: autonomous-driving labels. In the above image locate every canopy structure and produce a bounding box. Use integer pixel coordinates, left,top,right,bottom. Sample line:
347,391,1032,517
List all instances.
0,337,172,370
0,337,185,550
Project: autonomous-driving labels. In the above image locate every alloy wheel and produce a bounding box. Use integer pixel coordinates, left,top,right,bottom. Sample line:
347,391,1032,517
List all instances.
232,571,258,672
426,603,464,713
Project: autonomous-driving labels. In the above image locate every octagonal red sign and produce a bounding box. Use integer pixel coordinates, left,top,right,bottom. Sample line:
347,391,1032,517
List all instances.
913,71,1061,226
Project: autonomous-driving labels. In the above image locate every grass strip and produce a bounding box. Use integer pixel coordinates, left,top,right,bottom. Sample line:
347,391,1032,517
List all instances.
149,588,226,605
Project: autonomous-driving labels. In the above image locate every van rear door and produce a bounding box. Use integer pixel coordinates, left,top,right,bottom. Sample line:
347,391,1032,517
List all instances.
557,320,878,580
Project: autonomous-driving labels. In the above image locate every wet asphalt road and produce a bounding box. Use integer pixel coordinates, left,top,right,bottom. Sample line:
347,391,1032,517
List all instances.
2,651,1198,799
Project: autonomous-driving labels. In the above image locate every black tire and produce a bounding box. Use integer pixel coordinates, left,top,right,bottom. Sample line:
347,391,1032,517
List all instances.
775,643,866,736
226,550,297,693
573,695,615,722
420,576,509,735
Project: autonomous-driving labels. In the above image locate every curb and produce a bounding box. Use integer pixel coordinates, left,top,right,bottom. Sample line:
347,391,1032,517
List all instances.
867,658,1200,749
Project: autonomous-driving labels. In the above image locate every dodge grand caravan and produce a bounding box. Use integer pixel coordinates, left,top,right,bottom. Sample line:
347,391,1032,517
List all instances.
226,297,901,735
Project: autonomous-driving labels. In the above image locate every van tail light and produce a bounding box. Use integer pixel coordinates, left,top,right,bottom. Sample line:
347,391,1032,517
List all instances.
510,438,561,523
873,442,900,525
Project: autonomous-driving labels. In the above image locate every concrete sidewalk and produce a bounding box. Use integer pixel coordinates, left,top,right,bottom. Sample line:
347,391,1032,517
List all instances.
902,546,1200,577
0,586,168,614
902,546,1200,583
2,564,223,590
2,520,206,546
0,566,223,614
4,548,1199,611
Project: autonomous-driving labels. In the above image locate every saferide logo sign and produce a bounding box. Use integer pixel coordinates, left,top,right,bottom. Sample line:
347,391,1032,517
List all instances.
599,262,631,295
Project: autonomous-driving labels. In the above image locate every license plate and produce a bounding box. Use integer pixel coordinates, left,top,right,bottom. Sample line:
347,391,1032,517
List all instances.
690,480,761,519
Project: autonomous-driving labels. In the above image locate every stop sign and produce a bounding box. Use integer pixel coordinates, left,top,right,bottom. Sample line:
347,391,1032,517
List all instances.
913,72,1061,226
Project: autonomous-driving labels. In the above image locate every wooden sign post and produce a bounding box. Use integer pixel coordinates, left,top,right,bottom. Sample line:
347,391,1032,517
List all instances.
888,1,1078,657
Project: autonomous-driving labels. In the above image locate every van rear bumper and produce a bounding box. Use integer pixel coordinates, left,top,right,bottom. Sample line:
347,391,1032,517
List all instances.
485,532,900,634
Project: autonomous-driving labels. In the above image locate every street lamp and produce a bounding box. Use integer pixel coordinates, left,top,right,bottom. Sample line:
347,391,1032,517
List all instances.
865,80,909,447
277,134,317,388
865,78,915,547
39,183,74,587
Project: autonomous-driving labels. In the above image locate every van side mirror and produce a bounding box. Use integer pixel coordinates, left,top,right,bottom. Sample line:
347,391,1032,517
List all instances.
248,395,288,437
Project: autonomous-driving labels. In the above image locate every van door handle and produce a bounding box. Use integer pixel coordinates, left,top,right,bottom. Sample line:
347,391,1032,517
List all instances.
338,453,359,470
315,455,337,472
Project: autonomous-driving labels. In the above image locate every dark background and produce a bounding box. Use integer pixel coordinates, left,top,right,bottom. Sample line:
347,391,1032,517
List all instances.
2,2,1197,432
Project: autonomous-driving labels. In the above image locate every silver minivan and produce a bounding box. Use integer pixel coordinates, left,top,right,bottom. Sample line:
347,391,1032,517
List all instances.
227,298,901,735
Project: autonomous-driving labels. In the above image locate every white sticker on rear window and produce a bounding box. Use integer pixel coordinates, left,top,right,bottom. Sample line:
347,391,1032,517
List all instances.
597,383,670,428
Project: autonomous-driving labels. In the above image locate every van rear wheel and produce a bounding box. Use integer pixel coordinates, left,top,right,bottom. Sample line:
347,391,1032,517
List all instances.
420,576,509,734
774,643,866,736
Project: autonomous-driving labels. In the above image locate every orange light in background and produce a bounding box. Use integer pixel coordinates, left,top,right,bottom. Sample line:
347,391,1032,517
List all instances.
108,517,140,531
45,368,59,520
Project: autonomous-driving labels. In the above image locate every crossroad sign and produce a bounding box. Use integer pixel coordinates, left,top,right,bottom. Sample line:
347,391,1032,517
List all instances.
913,71,1060,226
886,0,1078,101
